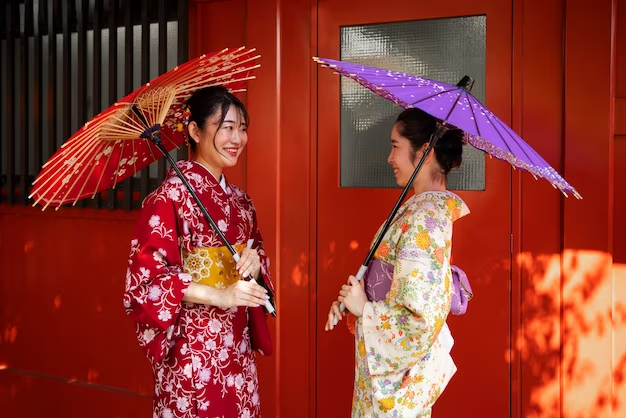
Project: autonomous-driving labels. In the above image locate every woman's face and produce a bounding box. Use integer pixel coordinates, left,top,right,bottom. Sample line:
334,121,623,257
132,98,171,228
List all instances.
190,104,248,175
388,123,422,187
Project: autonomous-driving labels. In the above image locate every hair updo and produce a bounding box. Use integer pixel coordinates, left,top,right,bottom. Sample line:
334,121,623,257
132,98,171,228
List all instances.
395,108,464,176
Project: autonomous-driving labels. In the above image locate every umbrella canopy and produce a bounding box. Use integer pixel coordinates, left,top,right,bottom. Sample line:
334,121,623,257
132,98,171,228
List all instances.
30,47,261,209
314,57,580,198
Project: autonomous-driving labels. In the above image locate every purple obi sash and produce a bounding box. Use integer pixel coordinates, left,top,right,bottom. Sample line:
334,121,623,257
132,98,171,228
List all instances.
450,265,473,315
363,260,473,315
363,259,394,302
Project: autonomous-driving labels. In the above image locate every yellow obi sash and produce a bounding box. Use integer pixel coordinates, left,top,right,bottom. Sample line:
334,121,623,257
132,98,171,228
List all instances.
182,244,246,289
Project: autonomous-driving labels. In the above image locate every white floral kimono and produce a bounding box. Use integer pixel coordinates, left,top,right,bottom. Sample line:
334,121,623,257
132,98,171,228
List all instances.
353,191,470,417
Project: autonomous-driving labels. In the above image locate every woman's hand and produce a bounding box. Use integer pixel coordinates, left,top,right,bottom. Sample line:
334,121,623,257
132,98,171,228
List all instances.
338,276,368,318
219,280,269,309
236,247,262,279
325,301,344,331
324,276,368,331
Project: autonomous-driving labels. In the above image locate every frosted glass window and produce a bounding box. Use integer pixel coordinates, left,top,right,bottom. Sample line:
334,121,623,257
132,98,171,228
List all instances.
340,16,487,189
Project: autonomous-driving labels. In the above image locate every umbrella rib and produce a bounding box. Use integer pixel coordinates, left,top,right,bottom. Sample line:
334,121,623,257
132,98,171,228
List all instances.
222,53,261,69
73,157,101,205
152,47,239,87
198,65,260,84
171,67,258,97
198,53,261,77
199,54,261,76
84,145,112,201
58,142,106,208
184,69,259,91
156,68,208,89
34,135,104,208
158,89,177,125
135,100,154,129
356,76,449,90
406,86,461,107
31,133,103,197
196,48,251,73
100,126,141,138
133,96,150,128
108,113,146,134
55,118,110,151
150,90,162,126
160,130,180,150
123,108,148,130
148,92,156,127
144,137,157,162
100,134,140,141
131,134,138,176
147,89,161,127
111,141,126,188
39,128,103,171
150,88,166,125
467,96,483,138
178,75,257,95
487,113,527,159
93,141,118,194
166,89,178,123
491,114,547,166
154,52,258,89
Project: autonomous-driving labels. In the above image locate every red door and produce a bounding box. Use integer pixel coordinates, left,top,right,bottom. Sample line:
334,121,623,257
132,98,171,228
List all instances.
315,1,513,416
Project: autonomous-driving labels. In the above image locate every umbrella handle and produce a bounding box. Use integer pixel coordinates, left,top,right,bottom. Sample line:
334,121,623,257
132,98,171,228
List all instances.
232,252,276,316
333,265,368,326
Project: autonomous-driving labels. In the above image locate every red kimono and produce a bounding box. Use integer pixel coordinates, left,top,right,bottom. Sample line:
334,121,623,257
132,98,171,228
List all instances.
124,160,273,418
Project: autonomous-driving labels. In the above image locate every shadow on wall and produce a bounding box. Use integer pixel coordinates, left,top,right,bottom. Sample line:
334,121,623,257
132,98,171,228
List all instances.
515,250,625,417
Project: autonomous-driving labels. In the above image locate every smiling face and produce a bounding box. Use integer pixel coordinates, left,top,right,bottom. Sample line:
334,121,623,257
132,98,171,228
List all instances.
388,122,438,189
188,104,248,178
388,123,419,187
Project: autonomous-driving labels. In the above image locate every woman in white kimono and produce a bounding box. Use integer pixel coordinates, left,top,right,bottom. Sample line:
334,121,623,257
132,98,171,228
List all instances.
326,108,470,417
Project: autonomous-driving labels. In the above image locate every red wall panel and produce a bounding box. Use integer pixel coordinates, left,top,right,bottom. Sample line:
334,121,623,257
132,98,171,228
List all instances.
245,0,316,416
562,0,616,416
0,206,152,416
244,1,280,417
189,0,248,190
511,0,566,416
615,0,626,266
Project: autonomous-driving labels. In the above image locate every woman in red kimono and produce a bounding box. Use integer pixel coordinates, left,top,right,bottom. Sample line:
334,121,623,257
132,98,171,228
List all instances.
124,86,274,418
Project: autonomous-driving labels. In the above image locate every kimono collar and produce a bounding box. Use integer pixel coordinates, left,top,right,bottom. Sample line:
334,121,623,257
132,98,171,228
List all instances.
186,160,231,195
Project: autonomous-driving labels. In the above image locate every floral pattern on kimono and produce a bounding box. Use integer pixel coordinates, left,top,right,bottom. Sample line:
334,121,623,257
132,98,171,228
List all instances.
353,191,469,418
123,160,274,418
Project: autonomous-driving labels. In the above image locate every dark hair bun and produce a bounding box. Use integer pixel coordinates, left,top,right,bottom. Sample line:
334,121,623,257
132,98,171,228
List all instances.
434,129,464,174
395,108,464,175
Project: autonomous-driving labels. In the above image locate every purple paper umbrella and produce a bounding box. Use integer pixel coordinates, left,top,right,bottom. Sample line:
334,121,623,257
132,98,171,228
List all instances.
314,57,580,198
316,57,581,325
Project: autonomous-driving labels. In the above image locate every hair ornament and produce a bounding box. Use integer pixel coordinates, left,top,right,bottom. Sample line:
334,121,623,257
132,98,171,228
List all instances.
176,104,192,144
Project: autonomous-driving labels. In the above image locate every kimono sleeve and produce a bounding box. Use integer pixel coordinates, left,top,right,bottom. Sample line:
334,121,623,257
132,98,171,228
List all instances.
249,202,274,294
123,194,192,362
360,200,454,377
